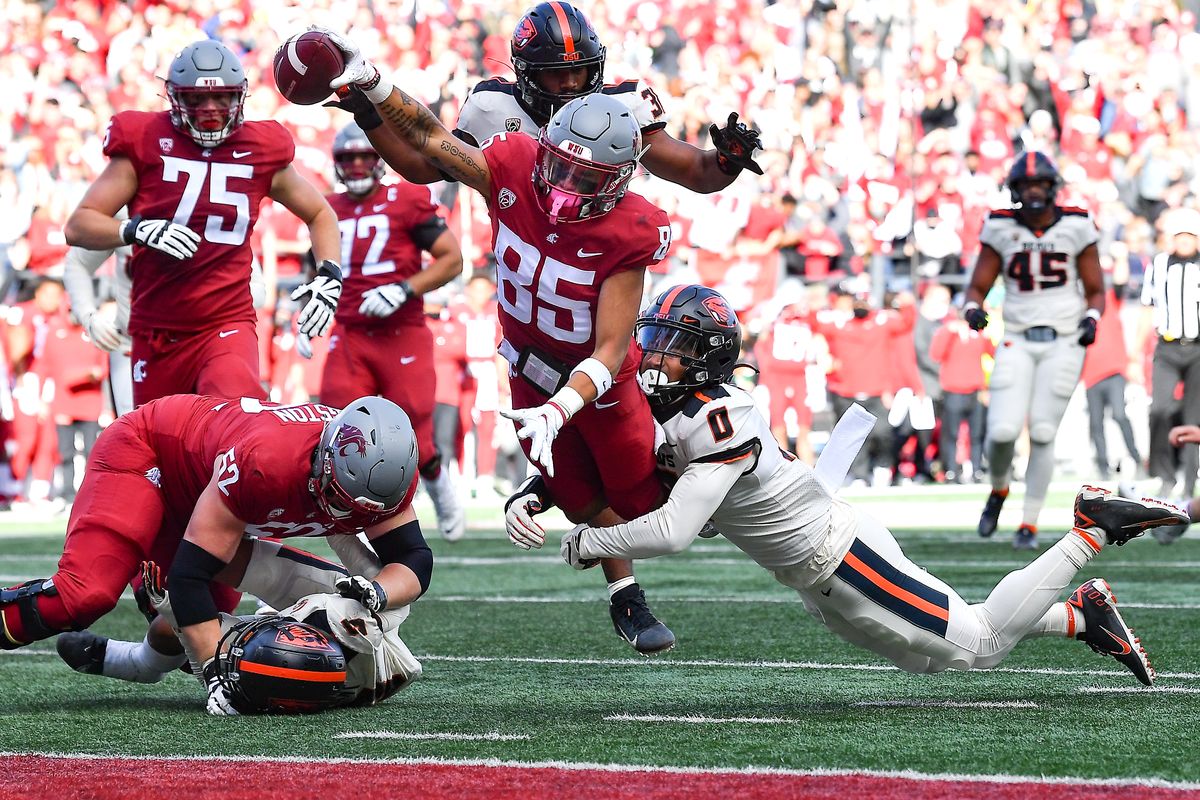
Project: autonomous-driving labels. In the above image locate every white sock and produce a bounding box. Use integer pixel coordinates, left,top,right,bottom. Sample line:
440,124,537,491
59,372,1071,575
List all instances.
607,576,637,599
1029,599,1090,639
102,634,186,684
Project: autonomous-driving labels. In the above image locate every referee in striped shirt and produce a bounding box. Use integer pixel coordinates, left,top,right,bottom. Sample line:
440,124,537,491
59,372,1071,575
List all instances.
1140,207,1200,498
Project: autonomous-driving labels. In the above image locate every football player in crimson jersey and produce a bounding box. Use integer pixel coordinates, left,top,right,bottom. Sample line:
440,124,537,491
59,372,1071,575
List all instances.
961,152,1105,551
554,286,1185,687
327,2,762,193
321,123,467,542
63,40,344,409
322,31,676,654
0,394,434,715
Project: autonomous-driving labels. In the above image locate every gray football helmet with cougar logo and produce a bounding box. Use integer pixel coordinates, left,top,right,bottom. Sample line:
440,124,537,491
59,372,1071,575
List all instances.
310,396,418,530
165,40,248,147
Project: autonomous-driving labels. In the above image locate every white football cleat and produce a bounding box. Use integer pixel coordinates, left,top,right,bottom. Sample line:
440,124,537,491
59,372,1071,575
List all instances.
425,469,465,542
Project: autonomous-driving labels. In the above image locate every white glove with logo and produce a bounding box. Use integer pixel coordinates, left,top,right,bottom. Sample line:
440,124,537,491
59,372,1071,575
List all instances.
82,309,126,352
504,475,549,550
201,658,240,716
318,27,393,102
290,260,343,339
359,283,410,318
560,525,600,570
335,574,388,613
501,401,570,478
121,216,200,260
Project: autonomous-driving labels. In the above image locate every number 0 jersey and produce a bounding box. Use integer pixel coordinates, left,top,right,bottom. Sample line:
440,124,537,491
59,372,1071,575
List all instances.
978,207,1098,334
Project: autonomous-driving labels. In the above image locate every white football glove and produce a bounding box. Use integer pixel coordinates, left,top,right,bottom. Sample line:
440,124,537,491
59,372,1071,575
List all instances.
201,659,240,716
500,402,570,477
296,332,313,360
290,260,343,339
560,525,600,570
82,309,126,352
504,475,548,550
359,283,410,318
318,27,391,100
335,574,388,613
121,216,200,260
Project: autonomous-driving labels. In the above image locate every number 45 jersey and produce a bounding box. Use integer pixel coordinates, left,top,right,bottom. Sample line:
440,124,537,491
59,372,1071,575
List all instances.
480,132,671,373
979,206,1098,335
103,110,294,335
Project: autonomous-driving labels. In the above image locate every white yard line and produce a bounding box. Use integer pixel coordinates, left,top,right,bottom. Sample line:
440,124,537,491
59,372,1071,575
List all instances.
851,700,1038,709
334,731,530,741
604,713,793,724
1077,685,1200,694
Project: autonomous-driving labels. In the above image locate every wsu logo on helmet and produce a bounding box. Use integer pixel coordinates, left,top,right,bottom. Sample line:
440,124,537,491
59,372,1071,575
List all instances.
513,16,537,49
333,424,369,458
701,296,737,328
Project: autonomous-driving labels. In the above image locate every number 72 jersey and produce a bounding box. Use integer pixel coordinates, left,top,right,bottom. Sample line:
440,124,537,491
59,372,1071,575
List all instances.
978,207,1098,334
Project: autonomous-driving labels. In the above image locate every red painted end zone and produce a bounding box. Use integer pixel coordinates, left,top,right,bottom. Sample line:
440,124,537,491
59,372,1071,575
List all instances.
2,756,1198,800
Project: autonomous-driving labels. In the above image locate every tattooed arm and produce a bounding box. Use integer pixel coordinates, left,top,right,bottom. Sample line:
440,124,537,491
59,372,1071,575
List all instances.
323,28,492,195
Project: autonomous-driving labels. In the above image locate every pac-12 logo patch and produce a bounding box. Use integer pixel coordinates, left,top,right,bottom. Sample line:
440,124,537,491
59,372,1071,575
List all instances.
499,188,516,209
159,137,174,153
505,117,522,132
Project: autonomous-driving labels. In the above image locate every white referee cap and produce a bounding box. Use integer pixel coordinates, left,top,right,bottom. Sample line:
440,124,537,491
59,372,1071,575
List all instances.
1165,207,1200,238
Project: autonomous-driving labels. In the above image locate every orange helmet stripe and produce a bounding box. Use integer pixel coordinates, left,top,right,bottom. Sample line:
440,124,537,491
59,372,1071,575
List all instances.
549,2,576,57
658,284,689,316
1026,151,1035,177
238,660,347,683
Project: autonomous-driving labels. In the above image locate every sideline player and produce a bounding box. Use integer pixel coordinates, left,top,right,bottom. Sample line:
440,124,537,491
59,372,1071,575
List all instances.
332,2,762,193
543,286,1183,686
962,152,1105,550
63,39,343,408
317,30,678,653
321,123,466,541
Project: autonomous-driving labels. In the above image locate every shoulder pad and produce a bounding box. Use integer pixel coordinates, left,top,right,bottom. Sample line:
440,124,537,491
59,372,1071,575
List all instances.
601,80,640,96
1058,206,1089,216
988,209,1016,219
681,385,729,419
469,78,516,96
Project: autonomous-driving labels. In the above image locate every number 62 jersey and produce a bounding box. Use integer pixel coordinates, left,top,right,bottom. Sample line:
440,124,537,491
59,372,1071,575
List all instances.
979,206,1099,335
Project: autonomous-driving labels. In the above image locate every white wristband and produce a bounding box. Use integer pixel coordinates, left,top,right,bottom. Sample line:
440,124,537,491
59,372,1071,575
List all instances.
962,301,980,312
548,386,586,421
1085,308,1102,321
570,357,614,399
364,72,394,105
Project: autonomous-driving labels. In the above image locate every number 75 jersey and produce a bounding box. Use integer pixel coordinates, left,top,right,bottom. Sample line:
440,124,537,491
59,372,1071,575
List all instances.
480,132,671,369
978,206,1098,334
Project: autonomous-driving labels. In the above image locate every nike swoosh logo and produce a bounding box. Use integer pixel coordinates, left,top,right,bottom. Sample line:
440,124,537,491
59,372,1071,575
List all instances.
373,204,387,212
400,356,417,365
1100,626,1133,655
821,588,833,597
594,400,619,409
577,248,603,258
218,329,238,338
232,151,252,159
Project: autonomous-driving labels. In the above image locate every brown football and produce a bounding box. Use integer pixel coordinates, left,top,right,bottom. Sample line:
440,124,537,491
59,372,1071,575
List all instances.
273,31,345,106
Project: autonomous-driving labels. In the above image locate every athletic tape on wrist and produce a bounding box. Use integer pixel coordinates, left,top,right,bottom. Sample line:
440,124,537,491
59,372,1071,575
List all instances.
570,357,613,399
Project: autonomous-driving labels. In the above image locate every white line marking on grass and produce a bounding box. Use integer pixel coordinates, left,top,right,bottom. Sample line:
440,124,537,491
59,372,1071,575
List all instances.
334,731,531,741
604,713,792,724
852,700,1038,709
424,595,1200,611
1078,685,1200,694
2,751,1197,791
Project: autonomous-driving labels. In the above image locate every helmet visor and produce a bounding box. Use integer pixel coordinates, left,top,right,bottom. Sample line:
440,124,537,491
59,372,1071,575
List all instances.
636,322,703,360
537,136,626,196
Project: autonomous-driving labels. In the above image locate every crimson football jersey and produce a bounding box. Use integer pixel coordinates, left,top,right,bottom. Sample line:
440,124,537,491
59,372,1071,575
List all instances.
326,181,443,329
103,111,295,335
480,132,670,371
133,395,415,539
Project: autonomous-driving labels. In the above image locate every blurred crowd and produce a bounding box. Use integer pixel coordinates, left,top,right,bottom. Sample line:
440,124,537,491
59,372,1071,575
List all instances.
3,0,1200,504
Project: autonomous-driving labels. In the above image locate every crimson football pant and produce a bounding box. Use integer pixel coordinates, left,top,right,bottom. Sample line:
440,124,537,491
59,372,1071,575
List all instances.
510,374,661,522
0,415,240,648
320,323,438,470
130,323,265,408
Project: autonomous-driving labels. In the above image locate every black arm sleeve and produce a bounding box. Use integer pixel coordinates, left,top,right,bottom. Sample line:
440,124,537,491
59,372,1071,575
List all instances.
167,540,228,628
370,519,433,597
410,214,449,251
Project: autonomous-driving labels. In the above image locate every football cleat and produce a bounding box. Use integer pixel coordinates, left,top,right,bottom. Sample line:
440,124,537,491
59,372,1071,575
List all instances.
425,470,465,542
56,631,108,675
977,489,1007,538
1012,523,1038,551
1152,522,1188,545
1068,578,1154,686
610,586,675,656
1073,485,1190,546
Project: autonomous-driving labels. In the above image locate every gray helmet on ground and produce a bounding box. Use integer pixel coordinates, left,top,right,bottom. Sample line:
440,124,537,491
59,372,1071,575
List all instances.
534,93,644,224
310,396,418,530
333,122,384,196
166,40,249,147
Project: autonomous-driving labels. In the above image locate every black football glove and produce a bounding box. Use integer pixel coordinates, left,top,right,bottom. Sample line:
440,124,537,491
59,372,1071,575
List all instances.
963,303,989,331
709,112,764,176
1078,314,1099,347
323,85,383,131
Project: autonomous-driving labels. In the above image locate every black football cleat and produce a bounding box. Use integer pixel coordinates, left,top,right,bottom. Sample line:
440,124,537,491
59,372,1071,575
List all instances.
1012,523,1038,551
1073,485,1190,546
610,586,675,656
56,631,108,675
1068,578,1154,686
977,489,1007,538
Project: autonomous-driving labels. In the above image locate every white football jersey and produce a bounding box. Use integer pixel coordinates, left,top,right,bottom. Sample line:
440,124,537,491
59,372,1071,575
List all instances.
977,207,1098,334
454,78,669,146
653,384,843,575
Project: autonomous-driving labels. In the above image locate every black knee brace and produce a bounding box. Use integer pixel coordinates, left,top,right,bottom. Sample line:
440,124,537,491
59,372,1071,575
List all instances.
0,578,67,648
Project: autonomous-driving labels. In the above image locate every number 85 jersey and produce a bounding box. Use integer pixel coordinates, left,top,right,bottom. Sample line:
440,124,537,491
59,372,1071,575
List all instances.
480,132,671,372
979,206,1098,335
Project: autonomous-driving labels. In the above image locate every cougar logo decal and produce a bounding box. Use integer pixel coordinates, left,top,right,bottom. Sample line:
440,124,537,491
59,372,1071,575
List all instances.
274,622,336,651
334,424,368,458
701,296,737,328
513,16,537,49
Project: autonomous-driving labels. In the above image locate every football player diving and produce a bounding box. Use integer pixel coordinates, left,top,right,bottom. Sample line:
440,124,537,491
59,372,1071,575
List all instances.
510,285,1187,686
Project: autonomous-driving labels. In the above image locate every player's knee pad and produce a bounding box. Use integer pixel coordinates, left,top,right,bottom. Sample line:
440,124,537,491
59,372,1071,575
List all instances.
1028,422,1057,444
0,579,73,648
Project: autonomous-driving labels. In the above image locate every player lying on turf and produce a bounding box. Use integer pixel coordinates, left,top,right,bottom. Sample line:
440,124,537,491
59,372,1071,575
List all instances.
508,285,1188,686
56,554,421,715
